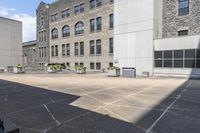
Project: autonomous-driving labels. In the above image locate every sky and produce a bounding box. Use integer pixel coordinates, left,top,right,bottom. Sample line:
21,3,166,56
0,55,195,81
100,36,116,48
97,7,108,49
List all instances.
0,0,56,42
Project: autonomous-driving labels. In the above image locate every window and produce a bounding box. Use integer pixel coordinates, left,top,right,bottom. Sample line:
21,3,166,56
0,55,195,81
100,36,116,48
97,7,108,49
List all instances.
90,0,95,9
74,43,79,56
39,47,41,57
51,28,58,39
62,25,70,37
96,62,101,70
110,14,114,29
80,42,84,56
74,5,79,15
75,62,79,67
154,51,163,67
110,0,114,4
96,0,102,7
90,63,95,69
154,49,200,69
174,50,184,68
80,62,84,67
90,19,95,32
66,44,70,56
185,49,195,68
109,38,113,54
66,63,70,68
62,44,66,57
44,30,46,41
62,9,70,18
51,46,54,57
90,40,95,55
51,13,58,22
96,17,102,31
109,62,113,67
80,3,85,13
96,39,101,55
179,0,189,16
44,47,46,57
178,30,188,36
55,45,58,57
75,21,84,35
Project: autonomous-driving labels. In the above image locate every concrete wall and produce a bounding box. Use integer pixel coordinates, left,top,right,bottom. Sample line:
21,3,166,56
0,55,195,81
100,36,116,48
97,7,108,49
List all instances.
114,0,158,76
0,17,22,68
154,35,200,50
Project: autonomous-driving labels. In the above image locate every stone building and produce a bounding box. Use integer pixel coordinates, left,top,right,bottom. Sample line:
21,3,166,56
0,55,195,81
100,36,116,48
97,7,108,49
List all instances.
48,0,114,71
36,2,50,68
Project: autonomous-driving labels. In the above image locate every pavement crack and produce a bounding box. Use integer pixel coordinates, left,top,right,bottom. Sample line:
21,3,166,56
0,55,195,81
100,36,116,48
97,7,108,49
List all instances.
4,92,8,102
43,104,60,126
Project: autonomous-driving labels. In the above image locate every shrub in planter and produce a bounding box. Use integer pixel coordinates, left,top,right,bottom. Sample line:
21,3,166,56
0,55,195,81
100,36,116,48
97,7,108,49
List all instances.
47,64,62,73
13,64,25,74
75,65,86,74
107,66,120,77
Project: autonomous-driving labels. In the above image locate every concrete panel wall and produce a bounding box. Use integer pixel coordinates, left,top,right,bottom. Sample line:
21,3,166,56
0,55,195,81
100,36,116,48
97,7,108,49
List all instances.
114,0,156,76
0,17,22,68
154,35,200,50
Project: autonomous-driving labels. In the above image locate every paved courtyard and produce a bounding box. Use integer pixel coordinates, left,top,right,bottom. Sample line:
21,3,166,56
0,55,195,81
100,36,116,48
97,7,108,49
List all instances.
0,73,200,133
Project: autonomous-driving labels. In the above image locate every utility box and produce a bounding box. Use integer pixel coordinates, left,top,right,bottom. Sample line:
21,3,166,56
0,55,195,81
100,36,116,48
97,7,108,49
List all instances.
122,68,136,78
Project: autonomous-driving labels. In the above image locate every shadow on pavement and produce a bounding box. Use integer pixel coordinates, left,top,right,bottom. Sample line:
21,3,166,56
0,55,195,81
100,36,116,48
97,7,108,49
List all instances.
0,79,144,133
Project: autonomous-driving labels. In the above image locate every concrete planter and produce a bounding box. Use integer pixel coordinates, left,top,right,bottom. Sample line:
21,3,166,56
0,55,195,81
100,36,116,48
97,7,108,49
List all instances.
47,67,58,73
13,67,25,74
108,69,120,77
76,69,86,74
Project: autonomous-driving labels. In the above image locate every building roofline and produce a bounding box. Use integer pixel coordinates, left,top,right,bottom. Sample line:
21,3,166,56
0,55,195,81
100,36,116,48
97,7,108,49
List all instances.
22,40,37,46
0,16,22,23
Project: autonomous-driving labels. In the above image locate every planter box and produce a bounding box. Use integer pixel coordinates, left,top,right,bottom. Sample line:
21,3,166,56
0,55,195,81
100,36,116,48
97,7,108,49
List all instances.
13,67,25,74
47,67,58,73
76,69,86,74
108,69,120,77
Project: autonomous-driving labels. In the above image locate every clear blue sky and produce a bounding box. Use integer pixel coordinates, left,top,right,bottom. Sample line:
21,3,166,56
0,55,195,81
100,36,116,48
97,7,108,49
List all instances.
0,0,56,42
0,0,56,16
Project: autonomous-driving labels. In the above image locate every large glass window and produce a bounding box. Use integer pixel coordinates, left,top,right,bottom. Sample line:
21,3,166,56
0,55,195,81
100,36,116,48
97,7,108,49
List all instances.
179,0,189,16
154,49,200,69
62,25,70,37
174,50,184,68
75,21,84,35
154,51,163,68
51,28,58,39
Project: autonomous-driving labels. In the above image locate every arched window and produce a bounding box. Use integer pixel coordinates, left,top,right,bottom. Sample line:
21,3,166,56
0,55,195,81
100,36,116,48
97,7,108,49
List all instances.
62,25,70,37
75,21,84,35
51,28,58,39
